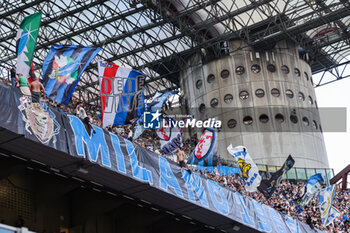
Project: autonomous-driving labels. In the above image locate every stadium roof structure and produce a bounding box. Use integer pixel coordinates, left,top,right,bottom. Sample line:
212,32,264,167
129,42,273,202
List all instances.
1,0,350,107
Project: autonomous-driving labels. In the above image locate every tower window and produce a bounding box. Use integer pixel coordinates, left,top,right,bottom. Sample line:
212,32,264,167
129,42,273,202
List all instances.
259,114,269,123
298,92,305,101
286,89,294,98
243,116,253,125
239,90,249,100
275,114,284,123
207,74,215,83
221,69,230,79
281,65,289,74
196,80,202,89
224,94,233,103
227,119,237,128
271,88,280,97
267,64,276,72
308,96,313,105
251,64,261,73
210,98,218,108
236,66,245,75
255,89,265,98
302,117,309,126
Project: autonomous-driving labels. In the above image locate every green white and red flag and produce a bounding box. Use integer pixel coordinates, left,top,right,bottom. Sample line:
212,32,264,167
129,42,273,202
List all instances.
16,12,42,80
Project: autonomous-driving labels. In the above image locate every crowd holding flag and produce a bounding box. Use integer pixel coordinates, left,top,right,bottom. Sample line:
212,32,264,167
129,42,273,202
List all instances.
258,155,295,199
186,128,218,166
318,184,337,226
227,145,261,192
16,12,42,82
43,45,101,105
295,173,324,211
98,61,146,127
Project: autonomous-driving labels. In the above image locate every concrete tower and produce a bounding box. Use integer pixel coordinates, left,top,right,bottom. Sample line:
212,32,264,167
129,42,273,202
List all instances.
181,40,329,169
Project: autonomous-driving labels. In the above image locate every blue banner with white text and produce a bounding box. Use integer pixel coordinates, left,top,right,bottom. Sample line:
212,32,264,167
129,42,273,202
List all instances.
0,83,321,233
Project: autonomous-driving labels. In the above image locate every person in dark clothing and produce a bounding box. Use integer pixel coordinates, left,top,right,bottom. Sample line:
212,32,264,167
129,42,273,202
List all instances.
5,67,16,87
306,215,315,230
83,116,96,136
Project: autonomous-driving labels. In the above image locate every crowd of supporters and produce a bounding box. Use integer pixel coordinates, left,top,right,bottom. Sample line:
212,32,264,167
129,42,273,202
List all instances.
1,72,349,233
185,166,350,233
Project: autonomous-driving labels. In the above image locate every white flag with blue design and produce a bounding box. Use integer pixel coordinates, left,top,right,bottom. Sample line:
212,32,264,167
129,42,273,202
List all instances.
296,173,324,210
318,185,336,226
227,145,261,192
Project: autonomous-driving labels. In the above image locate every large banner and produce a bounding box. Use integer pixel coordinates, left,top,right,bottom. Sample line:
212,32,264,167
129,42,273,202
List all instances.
43,45,101,105
0,83,68,152
0,83,320,233
98,61,146,127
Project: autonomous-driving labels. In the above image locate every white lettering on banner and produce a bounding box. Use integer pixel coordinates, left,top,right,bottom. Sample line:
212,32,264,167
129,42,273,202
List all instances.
66,117,312,233
100,76,145,114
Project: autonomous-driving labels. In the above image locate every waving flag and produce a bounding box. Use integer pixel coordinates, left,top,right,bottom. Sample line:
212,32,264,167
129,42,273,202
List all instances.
16,12,42,79
43,45,100,104
98,61,146,126
295,173,324,211
258,155,295,199
187,128,218,166
325,205,341,226
133,123,144,140
227,145,261,192
156,118,182,155
318,185,336,226
148,91,178,112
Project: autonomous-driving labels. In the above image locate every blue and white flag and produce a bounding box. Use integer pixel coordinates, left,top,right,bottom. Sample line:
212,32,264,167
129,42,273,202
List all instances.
156,118,182,155
318,185,336,226
187,128,218,166
227,145,261,192
43,45,101,104
133,123,144,140
148,91,178,112
296,173,324,210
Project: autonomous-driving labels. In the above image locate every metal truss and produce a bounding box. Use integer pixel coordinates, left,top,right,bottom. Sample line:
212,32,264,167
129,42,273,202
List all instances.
1,0,350,107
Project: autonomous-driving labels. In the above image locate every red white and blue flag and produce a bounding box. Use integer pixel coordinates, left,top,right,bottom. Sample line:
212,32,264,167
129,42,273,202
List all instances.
98,61,146,127
187,128,218,166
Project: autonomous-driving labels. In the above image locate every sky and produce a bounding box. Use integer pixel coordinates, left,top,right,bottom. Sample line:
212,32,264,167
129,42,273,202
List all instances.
315,75,350,174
